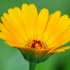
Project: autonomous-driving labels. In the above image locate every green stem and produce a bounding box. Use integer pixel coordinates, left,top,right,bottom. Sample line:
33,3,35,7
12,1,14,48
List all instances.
29,62,37,70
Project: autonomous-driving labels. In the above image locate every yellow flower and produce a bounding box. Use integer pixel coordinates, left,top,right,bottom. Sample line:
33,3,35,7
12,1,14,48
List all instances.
0,4,70,63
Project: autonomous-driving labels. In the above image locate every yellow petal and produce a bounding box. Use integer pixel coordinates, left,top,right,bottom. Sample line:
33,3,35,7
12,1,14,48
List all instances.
22,4,38,38
47,19,70,48
22,4,30,37
43,11,61,41
49,26,70,47
47,15,69,46
5,41,23,48
1,16,17,35
29,4,38,38
8,8,28,41
47,46,70,54
53,46,70,52
49,33,70,48
2,14,26,44
49,14,53,20
0,23,11,35
13,7,22,20
47,14,68,40
36,8,49,40
0,32,24,47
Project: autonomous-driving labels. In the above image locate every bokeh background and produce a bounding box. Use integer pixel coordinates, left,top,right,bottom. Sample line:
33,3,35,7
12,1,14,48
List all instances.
0,0,70,70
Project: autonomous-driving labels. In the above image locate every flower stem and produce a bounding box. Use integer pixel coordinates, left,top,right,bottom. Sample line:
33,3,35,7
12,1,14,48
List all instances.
29,62,37,70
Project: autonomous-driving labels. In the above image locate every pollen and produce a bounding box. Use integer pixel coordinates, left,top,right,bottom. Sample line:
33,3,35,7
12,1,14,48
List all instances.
26,40,47,49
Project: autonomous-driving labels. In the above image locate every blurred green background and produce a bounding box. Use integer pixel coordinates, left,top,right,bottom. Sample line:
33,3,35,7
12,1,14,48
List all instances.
0,0,70,70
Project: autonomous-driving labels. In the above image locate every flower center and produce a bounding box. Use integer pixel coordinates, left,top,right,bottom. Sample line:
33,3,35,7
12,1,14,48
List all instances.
26,40,47,49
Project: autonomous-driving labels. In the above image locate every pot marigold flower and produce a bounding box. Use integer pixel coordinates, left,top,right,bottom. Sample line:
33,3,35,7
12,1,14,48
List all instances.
0,4,70,69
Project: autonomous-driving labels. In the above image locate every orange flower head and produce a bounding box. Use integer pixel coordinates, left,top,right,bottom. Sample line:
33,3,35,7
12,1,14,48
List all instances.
0,4,70,63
